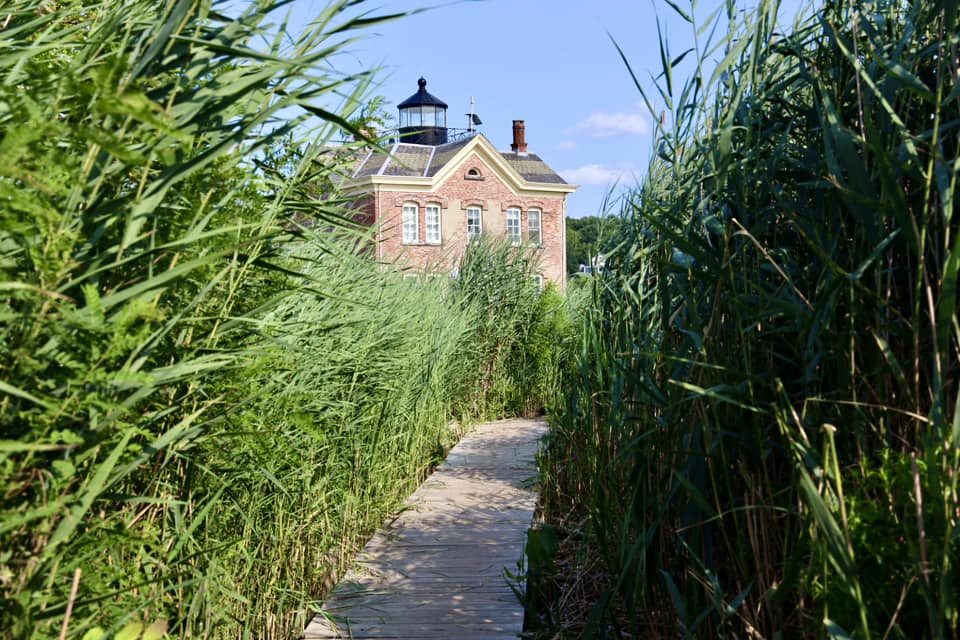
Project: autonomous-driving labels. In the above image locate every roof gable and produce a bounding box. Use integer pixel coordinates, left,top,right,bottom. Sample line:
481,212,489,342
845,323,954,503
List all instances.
349,134,575,195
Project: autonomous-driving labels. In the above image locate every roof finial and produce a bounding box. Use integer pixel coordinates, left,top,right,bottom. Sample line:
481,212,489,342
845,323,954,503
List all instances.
418,77,427,91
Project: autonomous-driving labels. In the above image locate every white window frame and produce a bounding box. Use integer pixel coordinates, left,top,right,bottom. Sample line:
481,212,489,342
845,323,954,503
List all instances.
425,203,442,245
402,203,419,244
467,206,482,241
534,274,544,291
527,208,542,246
506,208,522,245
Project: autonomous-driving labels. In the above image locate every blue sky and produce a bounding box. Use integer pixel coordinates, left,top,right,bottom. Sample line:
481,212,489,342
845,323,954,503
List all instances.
287,0,812,218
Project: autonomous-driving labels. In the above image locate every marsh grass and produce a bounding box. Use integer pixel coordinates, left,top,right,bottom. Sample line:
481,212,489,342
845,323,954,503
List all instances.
0,1,556,637
543,0,960,636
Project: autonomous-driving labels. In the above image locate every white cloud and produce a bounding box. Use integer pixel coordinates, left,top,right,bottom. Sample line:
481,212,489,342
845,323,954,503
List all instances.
559,164,640,186
568,108,651,137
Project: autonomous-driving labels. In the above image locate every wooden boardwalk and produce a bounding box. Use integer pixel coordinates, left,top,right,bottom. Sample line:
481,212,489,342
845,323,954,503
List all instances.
303,417,548,639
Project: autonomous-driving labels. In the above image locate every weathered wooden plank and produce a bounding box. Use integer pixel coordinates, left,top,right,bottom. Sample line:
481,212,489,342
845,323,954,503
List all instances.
364,531,520,546
302,417,547,640
320,608,524,623
307,631,519,640
352,547,520,562
306,621,522,637
349,556,521,571
322,599,521,613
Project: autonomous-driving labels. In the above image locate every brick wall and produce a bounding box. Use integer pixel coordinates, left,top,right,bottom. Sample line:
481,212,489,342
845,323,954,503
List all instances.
372,151,567,288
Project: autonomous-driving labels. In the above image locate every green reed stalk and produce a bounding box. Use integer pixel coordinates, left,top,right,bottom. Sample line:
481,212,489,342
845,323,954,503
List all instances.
2,2,559,638
544,0,960,636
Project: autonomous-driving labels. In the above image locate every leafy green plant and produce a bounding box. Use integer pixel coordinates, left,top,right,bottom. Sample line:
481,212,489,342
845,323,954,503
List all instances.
449,237,551,419
542,0,960,636
0,0,480,637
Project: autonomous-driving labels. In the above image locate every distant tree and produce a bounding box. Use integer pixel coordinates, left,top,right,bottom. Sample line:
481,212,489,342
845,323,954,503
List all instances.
566,222,585,274
565,215,627,274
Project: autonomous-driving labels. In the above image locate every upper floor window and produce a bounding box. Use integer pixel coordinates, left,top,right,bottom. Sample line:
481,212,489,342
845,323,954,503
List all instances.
467,206,482,241
402,203,419,244
527,208,542,246
425,204,442,244
506,208,522,245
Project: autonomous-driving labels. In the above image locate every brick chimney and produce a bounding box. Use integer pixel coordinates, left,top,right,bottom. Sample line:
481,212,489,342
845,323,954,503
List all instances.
511,120,527,153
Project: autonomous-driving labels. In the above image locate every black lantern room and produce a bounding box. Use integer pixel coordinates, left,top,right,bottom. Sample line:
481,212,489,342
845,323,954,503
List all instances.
397,77,448,145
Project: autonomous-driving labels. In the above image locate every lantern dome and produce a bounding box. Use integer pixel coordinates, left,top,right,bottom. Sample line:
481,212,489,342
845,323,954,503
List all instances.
397,78,448,145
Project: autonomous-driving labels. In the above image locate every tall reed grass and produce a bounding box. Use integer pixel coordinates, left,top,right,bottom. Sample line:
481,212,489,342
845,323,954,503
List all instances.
0,1,557,637
544,0,960,636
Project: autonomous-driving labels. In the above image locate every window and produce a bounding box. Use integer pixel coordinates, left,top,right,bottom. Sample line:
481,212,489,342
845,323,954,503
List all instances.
534,274,544,291
506,208,522,245
402,203,419,244
399,106,445,128
527,208,542,245
425,204,442,244
467,206,482,241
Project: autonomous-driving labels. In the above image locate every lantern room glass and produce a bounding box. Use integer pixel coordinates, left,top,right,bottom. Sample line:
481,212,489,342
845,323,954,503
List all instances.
399,106,445,129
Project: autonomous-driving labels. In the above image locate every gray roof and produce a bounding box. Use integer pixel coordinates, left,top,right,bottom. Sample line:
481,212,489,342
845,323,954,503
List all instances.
351,136,567,185
424,138,472,177
383,144,433,176
353,149,388,177
499,152,568,184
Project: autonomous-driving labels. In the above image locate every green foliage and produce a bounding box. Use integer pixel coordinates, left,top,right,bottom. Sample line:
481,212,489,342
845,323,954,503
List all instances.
565,215,628,275
544,0,960,637
345,95,395,141
449,238,562,418
0,1,560,638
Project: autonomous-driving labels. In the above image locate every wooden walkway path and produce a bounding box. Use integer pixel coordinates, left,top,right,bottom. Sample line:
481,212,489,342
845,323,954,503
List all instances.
303,417,548,639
